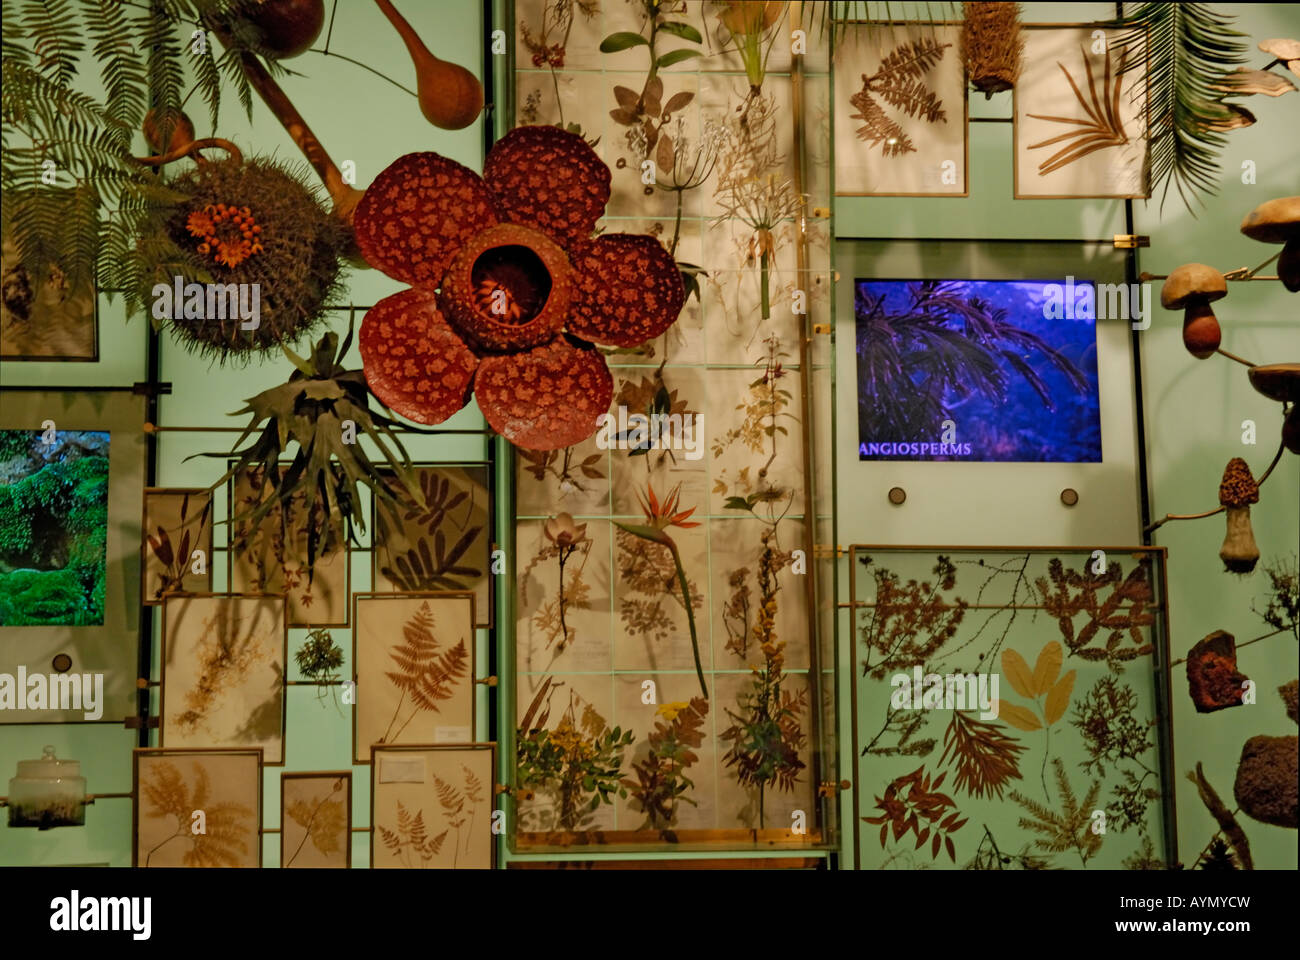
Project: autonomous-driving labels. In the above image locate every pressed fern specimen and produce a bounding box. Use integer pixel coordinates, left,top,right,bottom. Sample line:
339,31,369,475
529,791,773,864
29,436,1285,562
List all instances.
140,760,253,867
1009,757,1103,868
938,709,1025,800
381,601,469,743
850,37,951,157
378,470,485,592
1027,47,1132,174
376,800,446,869
433,764,485,867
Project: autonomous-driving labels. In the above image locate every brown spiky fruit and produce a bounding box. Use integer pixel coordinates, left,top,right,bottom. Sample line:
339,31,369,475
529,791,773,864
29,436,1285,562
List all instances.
962,2,1025,98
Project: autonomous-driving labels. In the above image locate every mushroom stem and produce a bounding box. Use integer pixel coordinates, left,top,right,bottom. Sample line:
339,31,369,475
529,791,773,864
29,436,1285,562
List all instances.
1220,505,1260,574
134,137,243,167
1215,347,1258,368
209,24,363,223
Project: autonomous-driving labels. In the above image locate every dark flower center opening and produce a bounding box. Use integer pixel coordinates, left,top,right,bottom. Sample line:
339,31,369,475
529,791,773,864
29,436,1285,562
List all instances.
470,244,552,325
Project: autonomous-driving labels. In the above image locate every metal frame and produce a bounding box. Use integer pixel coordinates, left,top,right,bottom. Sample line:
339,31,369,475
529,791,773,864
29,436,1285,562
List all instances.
351,591,477,765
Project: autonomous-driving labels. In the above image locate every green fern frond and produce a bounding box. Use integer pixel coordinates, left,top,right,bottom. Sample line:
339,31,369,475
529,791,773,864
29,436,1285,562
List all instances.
20,0,83,88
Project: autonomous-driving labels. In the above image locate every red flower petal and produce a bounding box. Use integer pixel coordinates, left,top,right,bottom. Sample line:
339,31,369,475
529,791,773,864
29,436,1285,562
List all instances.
484,125,610,248
360,288,478,425
566,233,685,347
475,335,613,450
439,222,572,353
353,153,497,287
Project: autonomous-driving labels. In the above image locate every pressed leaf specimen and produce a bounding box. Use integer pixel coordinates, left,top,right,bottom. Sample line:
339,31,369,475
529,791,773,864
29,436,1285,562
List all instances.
996,640,1075,797
522,513,592,653
1026,46,1131,175
381,601,469,744
1035,557,1155,671
858,554,966,680
283,774,348,868
1009,757,1103,868
520,0,600,127
294,628,344,711
433,763,485,867
376,800,447,869
138,758,255,868
623,697,709,831
516,681,635,833
850,37,951,157
938,709,1026,800
863,766,968,863
143,489,212,604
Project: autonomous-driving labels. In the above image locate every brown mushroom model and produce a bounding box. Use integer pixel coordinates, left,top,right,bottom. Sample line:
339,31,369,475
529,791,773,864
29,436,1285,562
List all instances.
1161,263,1227,358
1240,196,1300,292
1247,362,1300,454
1259,38,1300,79
1218,457,1260,574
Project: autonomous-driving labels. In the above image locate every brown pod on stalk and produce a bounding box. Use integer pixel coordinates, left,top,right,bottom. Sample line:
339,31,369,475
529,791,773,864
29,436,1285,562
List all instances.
1161,263,1226,359
244,0,325,60
374,0,482,130
142,109,196,156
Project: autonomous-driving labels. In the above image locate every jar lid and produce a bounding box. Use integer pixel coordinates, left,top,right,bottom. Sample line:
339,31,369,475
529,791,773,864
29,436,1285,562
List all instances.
14,745,81,779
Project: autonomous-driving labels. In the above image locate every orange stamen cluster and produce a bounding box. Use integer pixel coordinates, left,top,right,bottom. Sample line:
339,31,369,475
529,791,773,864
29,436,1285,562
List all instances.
186,203,264,268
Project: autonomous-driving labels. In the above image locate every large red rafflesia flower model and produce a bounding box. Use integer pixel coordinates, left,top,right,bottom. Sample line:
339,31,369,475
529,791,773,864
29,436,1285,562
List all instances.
353,125,685,450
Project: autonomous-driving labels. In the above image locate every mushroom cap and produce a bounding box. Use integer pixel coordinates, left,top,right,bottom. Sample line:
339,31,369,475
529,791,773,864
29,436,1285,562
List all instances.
1240,196,1300,243
1219,457,1259,507
1161,263,1228,309
1247,362,1300,402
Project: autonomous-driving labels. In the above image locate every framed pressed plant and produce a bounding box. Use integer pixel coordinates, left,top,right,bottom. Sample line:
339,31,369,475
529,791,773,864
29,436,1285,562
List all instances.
371,464,494,628
0,234,99,362
141,488,213,606
370,743,496,870
160,593,288,764
1013,24,1151,199
847,545,1173,870
227,462,351,628
133,748,263,868
280,771,352,869
833,21,969,197
352,592,476,764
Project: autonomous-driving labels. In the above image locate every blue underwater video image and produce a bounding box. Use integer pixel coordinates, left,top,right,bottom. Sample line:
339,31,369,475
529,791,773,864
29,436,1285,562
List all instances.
0,429,110,625
855,279,1102,462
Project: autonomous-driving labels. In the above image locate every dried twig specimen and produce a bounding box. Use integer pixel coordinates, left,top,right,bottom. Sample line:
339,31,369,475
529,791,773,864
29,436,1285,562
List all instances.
141,760,253,867
1026,47,1130,174
850,37,951,157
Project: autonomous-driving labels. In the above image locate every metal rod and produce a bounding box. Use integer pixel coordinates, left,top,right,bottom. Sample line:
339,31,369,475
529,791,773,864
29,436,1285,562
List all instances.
143,424,493,435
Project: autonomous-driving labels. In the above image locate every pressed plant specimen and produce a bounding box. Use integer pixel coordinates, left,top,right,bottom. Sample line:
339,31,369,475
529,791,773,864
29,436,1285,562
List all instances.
516,678,635,832
863,766,968,863
938,709,1026,800
1035,556,1155,671
140,760,253,867
858,555,967,681
623,698,709,831
1253,554,1299,639
1009,757,1103,868
616,482,708,698
283,776,347,867
612,373,700,470
1026,46,1131,174
996,640,1076,799
849,36,951,157
294,628,344,711
523,513,593,652
712,1,787,120
377,468,486,593
518,445,606,497
712,336,796,479
381,601,469,743
174,609,268,735
433,764,485,868
519,0,600,128
1071,675,1159,832
376,800,447,869
720,609,808,828
144,491,212,603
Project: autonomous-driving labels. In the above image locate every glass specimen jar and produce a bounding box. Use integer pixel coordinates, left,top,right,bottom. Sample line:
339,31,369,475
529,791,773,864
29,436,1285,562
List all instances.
7,745,86,829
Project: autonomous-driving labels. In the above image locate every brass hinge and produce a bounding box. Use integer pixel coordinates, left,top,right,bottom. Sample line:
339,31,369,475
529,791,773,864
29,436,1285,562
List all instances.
1113,234,1150,249
812,323,831,335
818,779,852,797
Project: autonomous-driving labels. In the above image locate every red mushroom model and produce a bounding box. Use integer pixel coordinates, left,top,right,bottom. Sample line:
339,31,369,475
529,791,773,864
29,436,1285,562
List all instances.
1217,457,1260,574
1161,263,1227,358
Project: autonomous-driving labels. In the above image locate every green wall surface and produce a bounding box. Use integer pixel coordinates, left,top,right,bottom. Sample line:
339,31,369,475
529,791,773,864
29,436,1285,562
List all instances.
2,0,1296,871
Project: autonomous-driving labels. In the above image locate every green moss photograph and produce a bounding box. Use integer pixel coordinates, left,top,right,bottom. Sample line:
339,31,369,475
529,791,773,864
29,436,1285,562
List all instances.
0,429,109,626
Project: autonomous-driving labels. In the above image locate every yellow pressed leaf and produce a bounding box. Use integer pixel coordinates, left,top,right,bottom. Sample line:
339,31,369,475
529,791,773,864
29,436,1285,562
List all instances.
1001,648,1036,699
1044,669,1076,726
1031,641,1063,696
997,700,1041,731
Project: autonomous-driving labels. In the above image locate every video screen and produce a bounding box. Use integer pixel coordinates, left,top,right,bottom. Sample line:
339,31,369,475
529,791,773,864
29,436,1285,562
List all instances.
855,279,1102,463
